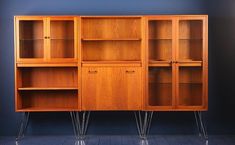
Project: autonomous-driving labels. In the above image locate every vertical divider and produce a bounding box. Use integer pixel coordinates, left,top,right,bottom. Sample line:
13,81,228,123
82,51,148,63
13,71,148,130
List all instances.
202,16,208,109
44,17,50,61
77,16,82,111
141,16,146,111
174,17,179,108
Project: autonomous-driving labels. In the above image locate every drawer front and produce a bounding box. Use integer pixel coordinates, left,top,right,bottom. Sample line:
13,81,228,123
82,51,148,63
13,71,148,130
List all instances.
82,67,142,111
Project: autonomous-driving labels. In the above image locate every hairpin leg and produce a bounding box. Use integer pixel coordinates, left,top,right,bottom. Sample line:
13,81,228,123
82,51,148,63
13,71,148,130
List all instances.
70,111,91,141
194,111,208,144
16,112,30,142
134,111,153,140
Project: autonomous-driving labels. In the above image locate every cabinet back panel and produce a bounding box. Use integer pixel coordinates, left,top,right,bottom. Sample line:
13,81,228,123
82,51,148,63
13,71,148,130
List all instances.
179,40,202,61
19,21,44,39
149,83,172,106
179,67,202,83
149,20,172,39
82,18,141,39
179,20,202,39
19,67,78,87
19,90,78,109
179,84,202,106
51,40,74,58
82,41,141,61
20,40,44,58
149,40,172,61
148,67,172,106
50,21,74,39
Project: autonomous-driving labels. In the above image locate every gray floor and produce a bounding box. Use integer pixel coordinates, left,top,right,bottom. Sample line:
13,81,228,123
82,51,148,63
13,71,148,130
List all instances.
0,135,235,145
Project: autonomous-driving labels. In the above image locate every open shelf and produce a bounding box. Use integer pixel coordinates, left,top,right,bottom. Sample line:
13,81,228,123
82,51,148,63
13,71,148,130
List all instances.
81,17,142,62
178,66,203,106
19,20,44,59
82,17,141,39
82,41,141,61
148,67,172,106
17,67,78,88
148,20,172,62
18,87,78,91
17,90,78,111
82,38,141,41
179,20,203,61
50,20,75,58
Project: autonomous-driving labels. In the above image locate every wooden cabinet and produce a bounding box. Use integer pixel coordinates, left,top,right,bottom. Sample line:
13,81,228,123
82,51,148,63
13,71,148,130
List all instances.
15,16,80,112
146,15,208,111
15,16,78,63
82,67,142,110
14,15,207,112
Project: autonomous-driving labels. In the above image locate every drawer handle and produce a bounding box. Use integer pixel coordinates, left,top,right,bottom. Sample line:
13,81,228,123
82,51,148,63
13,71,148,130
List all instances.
88,70,97,74
126,70,135,73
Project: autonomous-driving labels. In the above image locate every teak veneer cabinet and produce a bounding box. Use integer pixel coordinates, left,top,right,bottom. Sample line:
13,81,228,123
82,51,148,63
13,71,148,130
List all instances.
14,15,208,112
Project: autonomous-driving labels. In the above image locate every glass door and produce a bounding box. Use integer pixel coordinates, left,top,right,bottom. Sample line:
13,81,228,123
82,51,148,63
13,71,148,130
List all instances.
147,17,176,110
48,17,77,62
176,17,206,109
17,17,46,62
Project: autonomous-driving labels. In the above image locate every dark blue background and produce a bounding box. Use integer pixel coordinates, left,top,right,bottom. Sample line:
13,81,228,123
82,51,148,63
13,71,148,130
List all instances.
0,0,235,136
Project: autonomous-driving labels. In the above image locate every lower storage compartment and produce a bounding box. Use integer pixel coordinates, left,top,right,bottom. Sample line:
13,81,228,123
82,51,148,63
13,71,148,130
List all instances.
17,90,79,111
82,67,142,110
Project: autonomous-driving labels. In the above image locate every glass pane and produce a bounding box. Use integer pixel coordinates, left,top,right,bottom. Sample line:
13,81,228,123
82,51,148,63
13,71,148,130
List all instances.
50,20,74,58
179,20,203,61
179,66,203,106
148,67,172,106
149,20,172,61
19,20,44,58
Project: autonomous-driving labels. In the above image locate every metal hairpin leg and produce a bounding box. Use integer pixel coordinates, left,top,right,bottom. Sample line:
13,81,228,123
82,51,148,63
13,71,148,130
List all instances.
16,112,30,142
134,111,154,140
194,111,208,144
70,111,91,141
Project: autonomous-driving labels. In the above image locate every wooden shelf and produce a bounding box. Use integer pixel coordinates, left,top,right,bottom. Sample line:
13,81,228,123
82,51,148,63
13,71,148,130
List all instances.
17,63,78,67
179,61,202,66
17,107,79,112
149,38,172,40
82,38,141,41
82,61,142,66
18,87,78,91
149,60,171,67
20,39,43,41
179,38,202,40
50,38,74,40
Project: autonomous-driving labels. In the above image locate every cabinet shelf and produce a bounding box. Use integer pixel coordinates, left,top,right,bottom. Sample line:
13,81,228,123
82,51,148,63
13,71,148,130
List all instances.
17,63,78,67
17,107,79,112
179,38,202,40
50,38,74,40
82,61,141,66
18,87,78,91
149,38,172,40
20,39,43,41
82,38,141,41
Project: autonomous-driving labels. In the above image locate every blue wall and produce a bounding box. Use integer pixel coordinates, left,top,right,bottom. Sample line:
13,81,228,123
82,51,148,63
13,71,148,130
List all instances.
0,0,234,136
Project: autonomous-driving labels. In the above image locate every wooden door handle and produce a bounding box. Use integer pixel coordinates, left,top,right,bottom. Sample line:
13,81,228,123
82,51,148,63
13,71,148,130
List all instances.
126,70,135,73
88,70,97,74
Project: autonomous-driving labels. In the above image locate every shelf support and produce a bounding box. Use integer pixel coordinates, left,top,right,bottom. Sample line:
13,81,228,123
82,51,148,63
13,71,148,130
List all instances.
16,112,30,142
134,111,154,140
70,111,91,141
194,111,208,144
